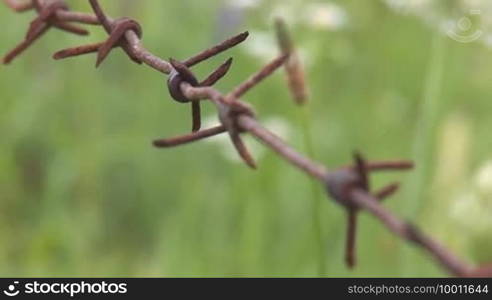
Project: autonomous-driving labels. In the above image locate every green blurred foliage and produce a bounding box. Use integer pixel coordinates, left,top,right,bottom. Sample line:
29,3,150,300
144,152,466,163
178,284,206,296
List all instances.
0,0,491,277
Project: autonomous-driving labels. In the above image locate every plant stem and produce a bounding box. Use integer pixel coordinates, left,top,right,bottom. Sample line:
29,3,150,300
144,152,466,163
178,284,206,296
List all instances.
298,105,326,276
400,33,446,275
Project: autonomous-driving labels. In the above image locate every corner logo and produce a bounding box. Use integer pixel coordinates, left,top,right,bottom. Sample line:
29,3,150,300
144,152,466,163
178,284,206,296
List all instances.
447,10,483,43
3,282,20,297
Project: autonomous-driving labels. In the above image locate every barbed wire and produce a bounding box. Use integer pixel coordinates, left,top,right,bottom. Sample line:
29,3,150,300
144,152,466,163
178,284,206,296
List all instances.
2,0,490,277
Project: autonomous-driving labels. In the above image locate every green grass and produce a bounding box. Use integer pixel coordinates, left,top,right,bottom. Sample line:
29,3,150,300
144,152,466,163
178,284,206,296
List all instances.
298,103,327,276
399,33,446,276
0,0,491,277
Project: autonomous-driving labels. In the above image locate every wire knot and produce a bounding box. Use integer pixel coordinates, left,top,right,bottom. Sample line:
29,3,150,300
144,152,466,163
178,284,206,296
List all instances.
167,59,199,103
323,153,413,269
3,0,89,64
111,17,143,38
95,17,143,67
39,0,68,14
325,168,364,210
26,1,68,40
217,100,257,168
218,100,256,134
325,153,370,210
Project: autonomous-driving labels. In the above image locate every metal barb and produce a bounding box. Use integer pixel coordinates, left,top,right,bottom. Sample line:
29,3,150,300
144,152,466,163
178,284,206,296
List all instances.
343,152,370,269
96,18,142,67
167,57,235,132
88,0,142,65
168,58,202,131
346,210,358,269
191,102,201,132
3,0,88,64
200,57,234,87
27,1,88,40
53,42,106,60
27,1,66,40
374,183,400,201
3,23,49,64
228,54,289,100
4,0,34,12
153,125,227,148
184,31,249,67
326,153,413,269
3,1,485,277
354,152,370,191
218,101,257,169
88,0,112,32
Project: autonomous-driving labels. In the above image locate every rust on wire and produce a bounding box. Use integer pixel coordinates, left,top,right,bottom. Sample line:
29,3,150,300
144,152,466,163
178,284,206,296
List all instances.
96,18,142,67
200,57,233,87
467,264,492,278
4,0,34,12
54,16,143,67
325,153,413,269
153,125,227,148
227,54,289,101
218,100,257,169
168,58,202,132
28,0,88,39
53,42,107,60
183,31,249,67
374,182,400,201
2,0,89,64
2,0,489,277
167,33,243,132
88,0,142,65
3,24,49,64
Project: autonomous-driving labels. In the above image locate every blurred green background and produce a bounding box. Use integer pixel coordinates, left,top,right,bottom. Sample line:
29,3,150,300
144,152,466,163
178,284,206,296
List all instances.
1,0,491,277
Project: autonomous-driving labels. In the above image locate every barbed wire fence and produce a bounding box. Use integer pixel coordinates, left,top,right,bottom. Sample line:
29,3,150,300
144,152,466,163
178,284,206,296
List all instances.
2,0,491,277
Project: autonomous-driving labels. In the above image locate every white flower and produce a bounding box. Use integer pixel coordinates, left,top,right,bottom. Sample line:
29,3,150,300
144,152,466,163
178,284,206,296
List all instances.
228,0,262,9
384,0,492,47
450,192,492,234
269,3,298,26
304,3,348,31
384,0,435,15
449,161,492,236
242,30,279,63
474,161,492,196
242,30,312,67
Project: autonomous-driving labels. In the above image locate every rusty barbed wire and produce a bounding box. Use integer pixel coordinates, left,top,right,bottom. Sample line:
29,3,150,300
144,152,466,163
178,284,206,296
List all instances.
2,0,490,277
2,0,88,64
4,0,33,12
